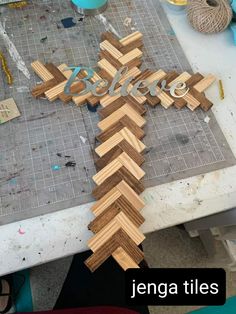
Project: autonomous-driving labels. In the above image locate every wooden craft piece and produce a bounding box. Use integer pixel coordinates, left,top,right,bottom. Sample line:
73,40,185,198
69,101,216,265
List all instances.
97,115,145,142
31,60,54,82
95,139,145,170
92,166,145,200
93,152,145,185
95,127,146,157
31,31,216,272
0,98,21,124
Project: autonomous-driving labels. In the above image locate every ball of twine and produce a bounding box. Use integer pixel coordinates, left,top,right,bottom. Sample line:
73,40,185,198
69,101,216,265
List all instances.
187,0,233,34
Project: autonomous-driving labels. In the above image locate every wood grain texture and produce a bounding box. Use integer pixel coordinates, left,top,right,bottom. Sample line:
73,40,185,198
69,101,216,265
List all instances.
95,139,145,170
92,166,145,200
194,74,216,93
31,60,54,82
96,115,145,142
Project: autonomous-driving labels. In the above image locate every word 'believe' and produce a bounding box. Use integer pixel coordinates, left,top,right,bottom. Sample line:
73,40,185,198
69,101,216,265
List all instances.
64,66,189,98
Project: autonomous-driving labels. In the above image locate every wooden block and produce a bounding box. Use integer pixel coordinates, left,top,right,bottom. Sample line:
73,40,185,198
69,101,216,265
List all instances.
127,84,146,105
168,72,192,87
132,69,154,84
72,92,92,106
60,81,88,103
100,87,122,107
112,247,140,270
95,132,123,157
101,32,123,49
93,159,123,185
57,64,73,79
119,127,146,153
120,40,143,54
119,67,142,85
116,180,145,211
98,104,146,131
123,95,147,115
45,81,67,101
117,152,145,180
92,187,122,216
85,232,118,272
100,40,124,59
45,63,67,82
145,92,161,107
185,73,204,87
31,61,54,82
95,139,145,170
93,152,145,185
145,70,166,84
92,181,144,216
190,88,213,111
92,166,145,200
97,69,114,83
99,98,126,118
119,48,143,65
115,229,144,264
125,58,142,70
194,74,216,93
31,79,57,98
99,50,122,70
120,31,143,46
85,229,144,272
89,195,145,233
97,116,145,142
96,127,145,157
88,211,145,252
98,58,118,78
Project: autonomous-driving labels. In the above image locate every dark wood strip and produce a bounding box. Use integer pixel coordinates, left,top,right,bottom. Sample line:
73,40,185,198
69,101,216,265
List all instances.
85,235,119,272
45,63,67,83
120,40,143,54
123,95,147,115
31,79,57,98
116,229,144,264
191,88,213,111
101,32,123,49
99,50,122,70
99,98,126,119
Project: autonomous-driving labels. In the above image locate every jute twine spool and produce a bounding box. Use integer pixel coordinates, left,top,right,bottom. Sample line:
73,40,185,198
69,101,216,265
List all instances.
187,0,233,34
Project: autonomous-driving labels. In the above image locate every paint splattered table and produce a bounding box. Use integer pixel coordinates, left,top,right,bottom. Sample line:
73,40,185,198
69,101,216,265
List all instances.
0,1,236,275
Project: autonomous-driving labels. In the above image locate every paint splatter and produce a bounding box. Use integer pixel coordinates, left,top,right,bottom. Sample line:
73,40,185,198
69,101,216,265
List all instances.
40,36,48,43
18,227,26,235
65,161,76,168
61,17,76,29
52,165,61,171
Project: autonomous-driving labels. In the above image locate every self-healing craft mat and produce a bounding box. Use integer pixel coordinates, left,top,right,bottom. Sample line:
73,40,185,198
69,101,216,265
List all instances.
0,0,235,224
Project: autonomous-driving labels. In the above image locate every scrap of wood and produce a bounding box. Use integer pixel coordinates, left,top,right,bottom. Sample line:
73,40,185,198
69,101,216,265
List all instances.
0,98,20,124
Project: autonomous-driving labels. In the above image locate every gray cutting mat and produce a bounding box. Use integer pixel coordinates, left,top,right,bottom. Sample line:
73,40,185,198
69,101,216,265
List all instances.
0,0,235,225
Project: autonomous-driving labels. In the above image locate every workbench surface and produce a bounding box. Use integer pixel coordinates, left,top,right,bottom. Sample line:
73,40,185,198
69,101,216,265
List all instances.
1,5,236,276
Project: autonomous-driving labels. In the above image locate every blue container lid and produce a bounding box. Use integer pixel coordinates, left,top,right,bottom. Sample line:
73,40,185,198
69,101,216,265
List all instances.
71,0,107,9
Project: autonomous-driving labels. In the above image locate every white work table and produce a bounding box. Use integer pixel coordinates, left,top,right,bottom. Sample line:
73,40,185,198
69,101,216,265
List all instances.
1,7,236,276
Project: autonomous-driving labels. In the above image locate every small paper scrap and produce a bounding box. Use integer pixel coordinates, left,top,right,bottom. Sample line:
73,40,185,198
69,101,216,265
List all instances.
0,98,20,124
204,116,211,124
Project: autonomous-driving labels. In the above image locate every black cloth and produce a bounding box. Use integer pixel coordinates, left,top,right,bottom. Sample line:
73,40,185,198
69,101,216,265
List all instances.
54,251,149,314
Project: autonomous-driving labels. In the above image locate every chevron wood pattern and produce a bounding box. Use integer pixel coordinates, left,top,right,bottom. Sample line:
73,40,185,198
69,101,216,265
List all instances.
30,31,217,272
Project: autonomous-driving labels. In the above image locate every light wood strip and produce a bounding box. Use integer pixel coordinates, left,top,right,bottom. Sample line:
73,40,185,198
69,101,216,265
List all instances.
57,64,73,79
100,40,123,59
145,70,166,84
194,74,216,93
119,48,143,65
120,31,143,46
31,61,54,82
72,92,92,106
45,81,67,101
112,247,140,270
119,127,146,153
100,87,121,107
88,219,120,252
168,72,192,86
116,180,145,211
95,132,123,157
115,212,145,245
92,188,121,217
118,152,145,180
98,59,117,78
93,159,122,185
119,67,141,85
98,104,146,131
